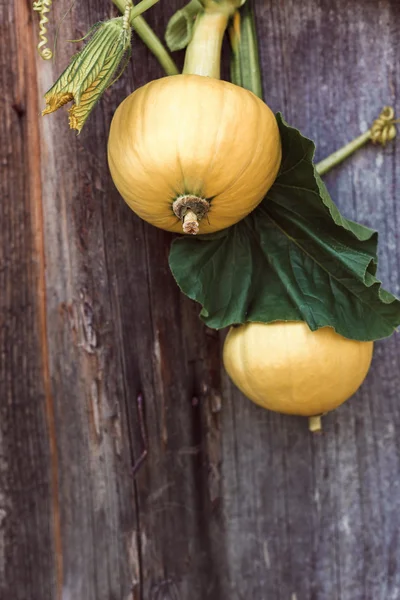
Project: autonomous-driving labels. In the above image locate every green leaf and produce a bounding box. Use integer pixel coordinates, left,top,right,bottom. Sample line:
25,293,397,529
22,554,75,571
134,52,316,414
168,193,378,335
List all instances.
165,0,203,52
169,114,400,341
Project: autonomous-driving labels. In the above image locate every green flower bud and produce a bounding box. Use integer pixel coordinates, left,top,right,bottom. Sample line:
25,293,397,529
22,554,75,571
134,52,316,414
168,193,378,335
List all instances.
42,17,131,133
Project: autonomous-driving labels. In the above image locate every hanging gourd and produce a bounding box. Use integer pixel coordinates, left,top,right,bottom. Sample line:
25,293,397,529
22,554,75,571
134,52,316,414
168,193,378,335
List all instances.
223,321,374,430
107,2,281,234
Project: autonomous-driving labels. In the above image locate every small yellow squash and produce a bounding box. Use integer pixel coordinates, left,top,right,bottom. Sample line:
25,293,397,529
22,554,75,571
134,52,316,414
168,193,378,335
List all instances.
223,321,373,418
107,74,281,235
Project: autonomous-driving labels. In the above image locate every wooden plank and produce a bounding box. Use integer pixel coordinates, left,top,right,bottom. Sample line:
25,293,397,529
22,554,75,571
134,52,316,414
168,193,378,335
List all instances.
0,2,58,599
33,2,143,599
1,0,399,599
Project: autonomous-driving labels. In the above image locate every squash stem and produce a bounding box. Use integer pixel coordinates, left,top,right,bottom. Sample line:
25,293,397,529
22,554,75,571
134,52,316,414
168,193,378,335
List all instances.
316,106,398,176
183,210,200,235
308,415,323,433
112,0,179,76
172,195,210,235
183,7,233,79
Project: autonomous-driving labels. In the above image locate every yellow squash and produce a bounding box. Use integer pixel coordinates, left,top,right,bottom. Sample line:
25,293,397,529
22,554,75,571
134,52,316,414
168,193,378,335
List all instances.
107,74,281,235
223,321,373,418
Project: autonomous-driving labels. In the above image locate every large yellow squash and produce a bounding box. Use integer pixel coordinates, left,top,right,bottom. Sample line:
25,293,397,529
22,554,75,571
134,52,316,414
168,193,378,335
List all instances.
223,321,373,417
107,74,281,235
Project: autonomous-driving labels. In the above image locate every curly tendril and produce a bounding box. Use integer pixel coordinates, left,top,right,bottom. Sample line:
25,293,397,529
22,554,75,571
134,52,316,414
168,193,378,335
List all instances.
122,0,133,30
33,0,53,60
370,106,398,145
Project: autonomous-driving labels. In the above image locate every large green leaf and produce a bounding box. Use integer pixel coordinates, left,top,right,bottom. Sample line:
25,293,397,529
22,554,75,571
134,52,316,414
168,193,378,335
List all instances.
169,114,400,341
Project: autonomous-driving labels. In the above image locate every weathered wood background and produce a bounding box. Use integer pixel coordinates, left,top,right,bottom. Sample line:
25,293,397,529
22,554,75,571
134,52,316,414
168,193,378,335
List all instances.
2,1,400,598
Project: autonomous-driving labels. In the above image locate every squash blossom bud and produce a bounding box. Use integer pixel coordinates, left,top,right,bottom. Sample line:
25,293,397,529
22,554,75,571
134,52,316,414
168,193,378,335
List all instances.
42,18,131,133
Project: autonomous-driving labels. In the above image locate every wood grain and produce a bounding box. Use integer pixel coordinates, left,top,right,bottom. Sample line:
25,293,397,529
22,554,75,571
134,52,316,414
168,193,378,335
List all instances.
1,0,399,599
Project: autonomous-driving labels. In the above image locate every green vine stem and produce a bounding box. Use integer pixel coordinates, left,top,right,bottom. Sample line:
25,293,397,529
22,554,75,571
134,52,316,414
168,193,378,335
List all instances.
112,0,179,76
316,106,398,175
229,2,263,98
183,1,239,79
123,0,160,21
